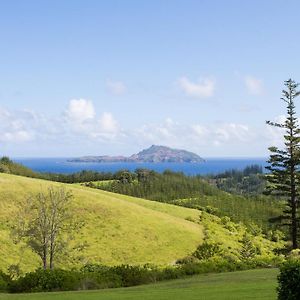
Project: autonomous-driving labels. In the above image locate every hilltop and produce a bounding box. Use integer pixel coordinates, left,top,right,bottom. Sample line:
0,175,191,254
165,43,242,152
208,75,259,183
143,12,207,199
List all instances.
69,145,204,163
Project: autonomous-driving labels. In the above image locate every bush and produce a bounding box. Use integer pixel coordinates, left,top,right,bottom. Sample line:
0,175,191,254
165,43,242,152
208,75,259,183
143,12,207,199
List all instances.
112,265,159,286
278,260,300,300
240,234,260,259
9,268,80,293
0,271,11,292
193,242,222,260
6,256,284,294
176,255,199,265
0,163,10,173
80,264,122,289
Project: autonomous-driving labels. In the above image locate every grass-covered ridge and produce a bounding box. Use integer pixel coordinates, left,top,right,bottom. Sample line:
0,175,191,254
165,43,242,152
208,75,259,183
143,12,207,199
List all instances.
87,169,283,230
0,173,204,272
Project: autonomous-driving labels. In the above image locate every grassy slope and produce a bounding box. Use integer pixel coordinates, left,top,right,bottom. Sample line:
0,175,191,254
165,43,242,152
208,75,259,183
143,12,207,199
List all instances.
91,177,283,230
0,173,203,272
0,268,278,300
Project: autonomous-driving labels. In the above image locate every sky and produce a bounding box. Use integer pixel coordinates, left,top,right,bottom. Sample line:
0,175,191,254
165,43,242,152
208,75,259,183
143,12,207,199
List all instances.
0,0,299,157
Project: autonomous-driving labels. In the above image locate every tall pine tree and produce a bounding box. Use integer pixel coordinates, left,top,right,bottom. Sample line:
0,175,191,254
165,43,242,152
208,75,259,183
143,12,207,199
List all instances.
266,79,300,249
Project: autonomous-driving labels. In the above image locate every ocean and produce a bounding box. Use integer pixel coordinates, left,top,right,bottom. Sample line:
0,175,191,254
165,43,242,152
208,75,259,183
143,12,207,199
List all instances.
13,157,268,176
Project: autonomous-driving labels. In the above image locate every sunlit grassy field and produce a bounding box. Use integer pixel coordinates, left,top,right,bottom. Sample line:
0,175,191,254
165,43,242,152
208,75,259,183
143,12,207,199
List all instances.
0,173,283,273
0,268,278,300
0,173,204,271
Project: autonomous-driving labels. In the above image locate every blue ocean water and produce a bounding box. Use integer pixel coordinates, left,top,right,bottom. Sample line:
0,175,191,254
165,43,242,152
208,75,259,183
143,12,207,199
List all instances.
13,157,268,176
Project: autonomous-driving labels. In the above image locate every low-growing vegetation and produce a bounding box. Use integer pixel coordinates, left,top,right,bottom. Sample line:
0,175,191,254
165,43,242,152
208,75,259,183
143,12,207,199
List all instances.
0,258,283,293
0,268,279,300
277,259,300,300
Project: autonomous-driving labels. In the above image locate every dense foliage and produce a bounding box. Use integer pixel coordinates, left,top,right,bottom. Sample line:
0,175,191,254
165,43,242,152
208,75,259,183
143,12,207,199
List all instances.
0,157,39,178
212,165,266,195
88,169,283,230
277,260,300,300
3,257,283,293
0,157,115,183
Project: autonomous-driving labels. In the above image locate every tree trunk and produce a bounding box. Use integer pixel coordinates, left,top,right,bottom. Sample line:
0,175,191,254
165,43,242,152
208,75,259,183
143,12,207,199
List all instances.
43,239,47,270
291,193,298,249
49,233,55,269
49,245,54,270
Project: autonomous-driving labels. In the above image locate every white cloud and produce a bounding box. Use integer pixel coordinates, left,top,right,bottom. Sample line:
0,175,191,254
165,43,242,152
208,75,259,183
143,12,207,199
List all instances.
214,123,249,143
106,79,126,95
0,108,33,143
178,77,215,98
2,130,32,142
265,115,286,147
65,99,95,123
0,102,290,157
134,118,252,153
64,100,121,140
98,112,119,134
245,76,264,95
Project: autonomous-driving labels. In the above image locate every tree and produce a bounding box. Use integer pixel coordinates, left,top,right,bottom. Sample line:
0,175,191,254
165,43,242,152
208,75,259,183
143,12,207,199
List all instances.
116,170,134,184
240,233,259,259
266,79,300,249
14,186,81,269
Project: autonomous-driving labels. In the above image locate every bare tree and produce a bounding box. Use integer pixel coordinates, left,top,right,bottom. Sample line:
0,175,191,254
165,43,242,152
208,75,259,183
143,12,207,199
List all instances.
14,186,80,269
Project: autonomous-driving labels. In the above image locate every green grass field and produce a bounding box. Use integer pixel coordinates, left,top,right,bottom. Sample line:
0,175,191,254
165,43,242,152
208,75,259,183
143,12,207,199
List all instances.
0,173,204,271
0,173,283,273
0,268,278,300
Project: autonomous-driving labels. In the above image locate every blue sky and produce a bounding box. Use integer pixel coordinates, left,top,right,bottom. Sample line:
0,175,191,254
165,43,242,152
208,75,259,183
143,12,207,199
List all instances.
0,0,299,157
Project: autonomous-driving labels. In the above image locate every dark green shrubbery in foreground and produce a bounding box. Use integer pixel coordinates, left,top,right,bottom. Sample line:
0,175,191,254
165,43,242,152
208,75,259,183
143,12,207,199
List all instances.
277,260,300,300
0,271,11,292
9,269,80,293
1,256,283,293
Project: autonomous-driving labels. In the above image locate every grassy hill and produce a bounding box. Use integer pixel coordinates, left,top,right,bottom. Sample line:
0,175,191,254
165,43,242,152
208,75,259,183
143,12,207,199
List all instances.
0,173,204,273
90,170,283,231
0,173,283,275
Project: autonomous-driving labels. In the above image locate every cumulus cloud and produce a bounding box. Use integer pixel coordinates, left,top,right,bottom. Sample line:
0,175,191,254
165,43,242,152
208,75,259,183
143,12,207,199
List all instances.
134,118,252,153
214,123,249,143
0,108,33,143
0,101,290,157
64,99,121,140
0,98,122,149
245,76,264,95
106,79,126,95
65,99,95,123
178,77,215,98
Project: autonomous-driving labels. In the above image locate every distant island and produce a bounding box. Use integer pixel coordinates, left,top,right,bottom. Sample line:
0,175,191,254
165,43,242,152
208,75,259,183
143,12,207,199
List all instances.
69,145,204,163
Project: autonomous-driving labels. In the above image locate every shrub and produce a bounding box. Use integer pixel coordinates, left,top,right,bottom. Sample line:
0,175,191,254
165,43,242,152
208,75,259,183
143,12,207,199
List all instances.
0,271,10,292
277,260,300,300
6,256,284,294
247,222,262,236
239,234,260,259
112,265,158,286
176,255,199,265
193,242,222,260
80,264,122,289
9,268,80,293
267,229,285,242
